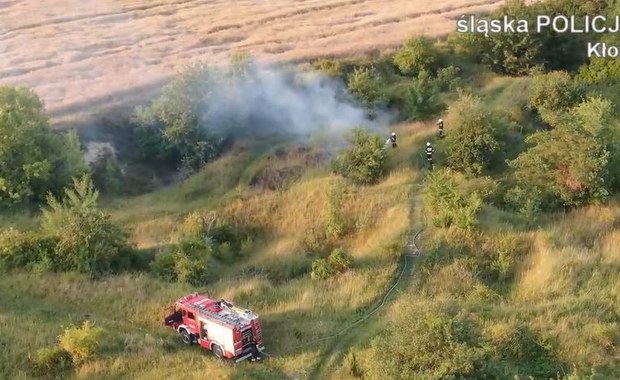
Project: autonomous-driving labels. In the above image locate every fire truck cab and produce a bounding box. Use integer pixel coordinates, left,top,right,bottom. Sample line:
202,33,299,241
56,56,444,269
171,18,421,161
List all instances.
162,293,264,362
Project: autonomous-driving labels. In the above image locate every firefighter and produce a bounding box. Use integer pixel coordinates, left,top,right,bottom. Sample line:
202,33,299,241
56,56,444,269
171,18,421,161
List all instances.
249,340,261,362
437,119,445,139
425,142,434,169
386,132,397,148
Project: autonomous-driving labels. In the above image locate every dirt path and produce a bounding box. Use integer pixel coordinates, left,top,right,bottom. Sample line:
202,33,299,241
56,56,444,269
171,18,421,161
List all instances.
0,0,505,125
303,184,426,379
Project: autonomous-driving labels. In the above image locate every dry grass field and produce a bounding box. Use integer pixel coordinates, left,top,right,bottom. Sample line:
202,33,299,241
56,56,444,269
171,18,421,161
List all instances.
0,0,504,124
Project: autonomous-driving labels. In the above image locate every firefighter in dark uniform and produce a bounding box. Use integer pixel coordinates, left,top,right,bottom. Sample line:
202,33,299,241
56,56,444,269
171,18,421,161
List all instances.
388,132,397,148
425,142,434,169
437,119,445,139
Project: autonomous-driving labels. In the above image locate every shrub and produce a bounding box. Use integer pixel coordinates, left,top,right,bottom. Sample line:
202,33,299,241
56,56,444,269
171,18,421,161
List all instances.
150,250,177,282
173,237,214,286
436,66,462,92
365,308,482,379
347,67,386,115
315,58,344,78
90,151,123,195
58,321,103,365
404,70,444,120
424,169,483,230
528,71,584,121
311,258,332,280
444,94,501,175
41,175,134,275
0,229,56,271
31,346,73,377
333,128,387,185
311,248,353,280
393,36,438,76
325,180,348,239
178,211,216,240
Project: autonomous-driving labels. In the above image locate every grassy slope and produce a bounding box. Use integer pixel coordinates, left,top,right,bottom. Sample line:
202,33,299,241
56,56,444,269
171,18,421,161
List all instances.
0,124,432,380
2,74,620,379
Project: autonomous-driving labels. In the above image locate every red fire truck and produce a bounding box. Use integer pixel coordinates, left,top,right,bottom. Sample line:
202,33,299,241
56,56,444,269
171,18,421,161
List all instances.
162,293,265,362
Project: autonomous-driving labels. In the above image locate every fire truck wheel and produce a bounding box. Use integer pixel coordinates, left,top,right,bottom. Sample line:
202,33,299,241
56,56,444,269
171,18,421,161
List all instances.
212,344,224,359
180,329,193,345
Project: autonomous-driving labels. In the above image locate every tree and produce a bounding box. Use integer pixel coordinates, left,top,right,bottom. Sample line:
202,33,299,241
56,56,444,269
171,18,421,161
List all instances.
572,97,620,191
347,67,385,115
133,62,223,175
454,0,596,74
444,95,501,175
0,86,85,207
404,70,444,120
509,121,609,208
393,36,438,76
333,128,387,185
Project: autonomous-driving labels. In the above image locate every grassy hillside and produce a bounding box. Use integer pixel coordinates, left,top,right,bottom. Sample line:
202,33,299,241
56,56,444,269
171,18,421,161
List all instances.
4,1,620,375
0,122,431,379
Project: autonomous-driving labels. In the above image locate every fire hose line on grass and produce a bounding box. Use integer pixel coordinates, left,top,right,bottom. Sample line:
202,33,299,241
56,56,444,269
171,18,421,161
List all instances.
262,229,424,358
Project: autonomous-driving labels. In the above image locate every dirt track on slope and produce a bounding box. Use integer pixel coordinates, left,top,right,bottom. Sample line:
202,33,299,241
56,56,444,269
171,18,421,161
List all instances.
0,0,504,125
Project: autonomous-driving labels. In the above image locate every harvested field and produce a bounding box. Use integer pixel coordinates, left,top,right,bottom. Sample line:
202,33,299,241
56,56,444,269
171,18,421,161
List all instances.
0,0,504,123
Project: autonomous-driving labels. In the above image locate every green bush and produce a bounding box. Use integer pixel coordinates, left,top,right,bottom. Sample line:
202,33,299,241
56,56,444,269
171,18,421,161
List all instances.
173,237,214,286
365,308,482,379
404,70,444,120
509,122,609,208
0,86,86,208
333,128,387,185
423,169,483,230
41,175,133,275
393,36,438,76
310,258,332,280
444,94,501,175
436,66,462,92
325,180,348,239
528,71,584,122
90,152,123,195
346,67,386,115
0,229,56,271
311,248,353,280
150,250,177,282
58,321,103,365
31,346,73,378
314,58,344,78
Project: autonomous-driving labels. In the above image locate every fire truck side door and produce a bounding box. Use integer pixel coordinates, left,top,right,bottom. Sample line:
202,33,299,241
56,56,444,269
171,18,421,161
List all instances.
183,310,199,332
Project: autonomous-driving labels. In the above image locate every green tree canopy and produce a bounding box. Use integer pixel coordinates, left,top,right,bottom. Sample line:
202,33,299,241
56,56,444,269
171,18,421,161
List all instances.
346,66,386,116
393,36,438,76
404,70,444,120
509,119,610,208
133,62,223,175
0,86,85,207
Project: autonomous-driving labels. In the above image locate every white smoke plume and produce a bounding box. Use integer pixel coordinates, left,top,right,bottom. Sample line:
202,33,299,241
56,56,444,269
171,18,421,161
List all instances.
186,61,392,140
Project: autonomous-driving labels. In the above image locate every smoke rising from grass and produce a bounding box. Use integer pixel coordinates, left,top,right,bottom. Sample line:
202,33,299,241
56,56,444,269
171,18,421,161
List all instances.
194,61,391,139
